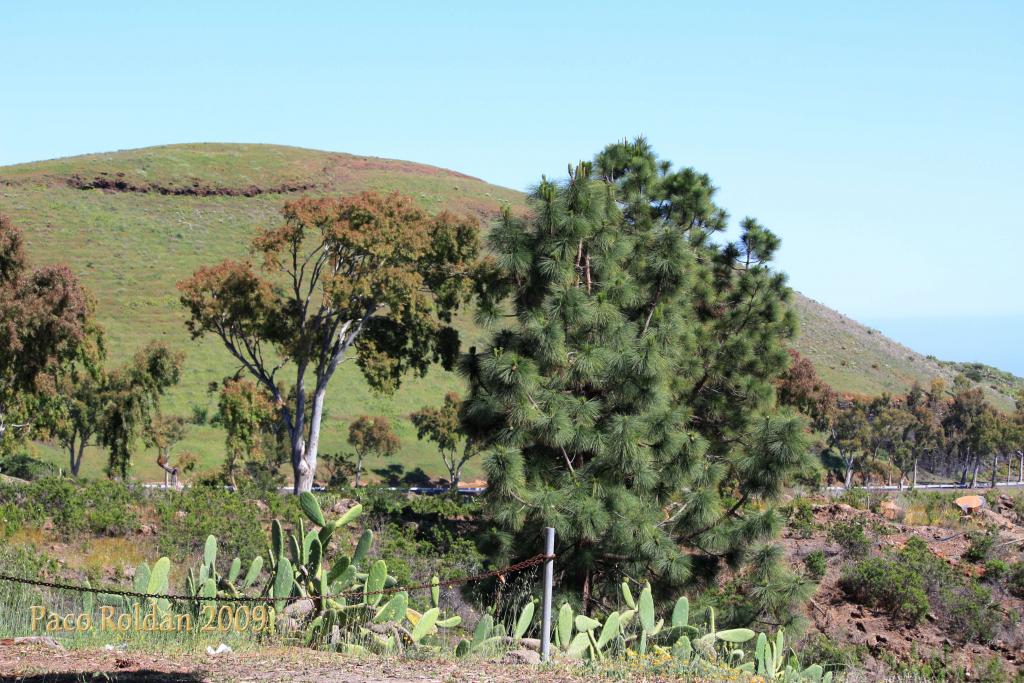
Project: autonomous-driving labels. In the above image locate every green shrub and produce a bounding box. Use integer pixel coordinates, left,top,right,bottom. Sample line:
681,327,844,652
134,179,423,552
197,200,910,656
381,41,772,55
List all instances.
983,559,1009,582
797,633,864,675
357,486,482,519
964,530,997,563
827,520,871,558
896,537,1004,645
190,404,209,425
837,488,871,510
23,479,87,536
155,486,265,565
375,521,484,593
0,453,57,480
786,497,816,539
1008,562,1024,599
944,583,999,644
839,556,929,624
803,550,827,581
0,479,141,538
81,480,141,536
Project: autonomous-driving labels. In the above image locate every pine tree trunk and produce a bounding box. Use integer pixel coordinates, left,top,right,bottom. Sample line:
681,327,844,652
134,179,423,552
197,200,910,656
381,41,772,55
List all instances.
992,455,999,488
582,570,591,616
1018,452,1023,483
970,458,980,489
354,453,363,488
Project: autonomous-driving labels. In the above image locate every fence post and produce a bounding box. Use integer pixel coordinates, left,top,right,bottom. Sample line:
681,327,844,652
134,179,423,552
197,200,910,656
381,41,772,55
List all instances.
540,526,555,663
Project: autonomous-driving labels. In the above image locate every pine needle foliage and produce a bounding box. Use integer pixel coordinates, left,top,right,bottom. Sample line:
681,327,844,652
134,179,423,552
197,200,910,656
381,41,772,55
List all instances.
460,138,812,614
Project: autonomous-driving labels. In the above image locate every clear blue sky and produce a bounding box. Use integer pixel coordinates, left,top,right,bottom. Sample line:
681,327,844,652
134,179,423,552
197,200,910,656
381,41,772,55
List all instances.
2,2,1022,370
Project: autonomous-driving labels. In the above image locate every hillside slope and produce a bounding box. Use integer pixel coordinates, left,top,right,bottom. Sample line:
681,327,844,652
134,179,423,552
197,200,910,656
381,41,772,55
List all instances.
1,144,1018,479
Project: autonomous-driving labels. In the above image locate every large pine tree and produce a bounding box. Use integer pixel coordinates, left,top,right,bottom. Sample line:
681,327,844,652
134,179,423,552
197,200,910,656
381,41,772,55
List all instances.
461,138,812,621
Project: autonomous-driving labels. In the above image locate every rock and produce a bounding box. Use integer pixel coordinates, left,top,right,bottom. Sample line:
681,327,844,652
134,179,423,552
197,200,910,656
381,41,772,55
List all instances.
41,519,54,531
855,621,866,633
253,499,269,512
11,636,64,649
502,649,541,665
122,565,136,580
283,598,314,619
276,615,301,633
330,499,357,515
174,510,187,520
138,523,156,535
880,501,901,520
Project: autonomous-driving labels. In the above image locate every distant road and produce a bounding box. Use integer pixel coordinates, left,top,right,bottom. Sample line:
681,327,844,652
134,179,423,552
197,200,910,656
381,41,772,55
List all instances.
826,481,1024,494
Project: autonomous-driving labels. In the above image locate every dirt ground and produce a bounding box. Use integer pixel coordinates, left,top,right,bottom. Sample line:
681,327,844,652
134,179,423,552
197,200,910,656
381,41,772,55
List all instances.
0,641,640,683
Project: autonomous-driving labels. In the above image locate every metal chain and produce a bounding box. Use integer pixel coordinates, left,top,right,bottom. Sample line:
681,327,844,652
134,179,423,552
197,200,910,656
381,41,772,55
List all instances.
0,554,554,605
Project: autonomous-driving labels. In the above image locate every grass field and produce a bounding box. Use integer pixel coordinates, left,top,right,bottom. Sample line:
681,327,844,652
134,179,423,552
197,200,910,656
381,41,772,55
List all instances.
1,143,1019,482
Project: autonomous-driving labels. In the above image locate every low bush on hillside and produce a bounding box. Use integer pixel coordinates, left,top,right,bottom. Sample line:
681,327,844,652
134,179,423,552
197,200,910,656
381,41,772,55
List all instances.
836,488,872,510
839,556,929,623
1009,562,1024,599
374,521,484,593
155,484,265,565
841,537,1004,643
0,478,140,538
828,520,871,558
944,582,1000,644
796,633,865,676
804,550,827,581
0,453,56,480
984,559,1010,582
786,497,817,538
964,529,998,563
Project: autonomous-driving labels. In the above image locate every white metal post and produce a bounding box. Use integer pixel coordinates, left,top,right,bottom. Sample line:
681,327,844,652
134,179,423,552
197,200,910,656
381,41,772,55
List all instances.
540,527,555,663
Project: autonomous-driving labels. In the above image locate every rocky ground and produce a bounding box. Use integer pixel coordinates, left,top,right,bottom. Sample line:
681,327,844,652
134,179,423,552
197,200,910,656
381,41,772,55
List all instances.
782,495,1024,679
0,641,622,683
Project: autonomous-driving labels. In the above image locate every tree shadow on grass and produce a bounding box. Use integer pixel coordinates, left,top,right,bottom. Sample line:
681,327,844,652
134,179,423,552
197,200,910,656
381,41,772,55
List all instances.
371,464,432,487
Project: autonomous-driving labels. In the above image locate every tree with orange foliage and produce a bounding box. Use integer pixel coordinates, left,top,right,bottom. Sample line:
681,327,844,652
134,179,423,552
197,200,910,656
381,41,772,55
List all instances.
775,349,838,431
0,214,90,452
179,192,480,492
346,415,400,488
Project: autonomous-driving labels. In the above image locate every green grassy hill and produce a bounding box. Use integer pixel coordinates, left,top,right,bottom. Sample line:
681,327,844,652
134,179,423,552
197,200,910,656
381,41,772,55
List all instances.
1,144,1018,481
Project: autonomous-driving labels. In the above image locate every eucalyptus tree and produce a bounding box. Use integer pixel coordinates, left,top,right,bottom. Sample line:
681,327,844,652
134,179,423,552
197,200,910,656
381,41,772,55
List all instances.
460,138,812,620
99,342,184,479
0,215,90,452
179,192,481,492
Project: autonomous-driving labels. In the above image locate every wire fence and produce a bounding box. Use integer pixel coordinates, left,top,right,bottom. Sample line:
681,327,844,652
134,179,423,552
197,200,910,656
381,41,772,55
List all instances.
0,553,554,605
